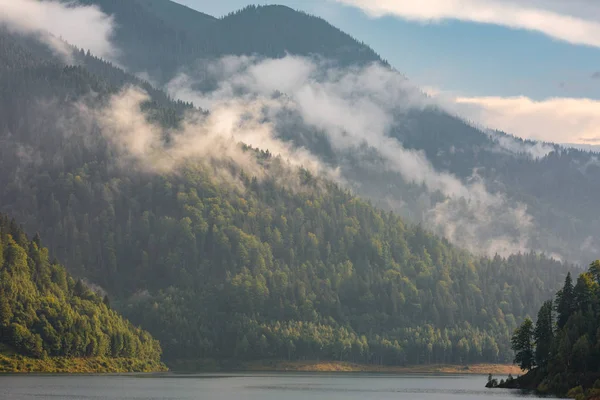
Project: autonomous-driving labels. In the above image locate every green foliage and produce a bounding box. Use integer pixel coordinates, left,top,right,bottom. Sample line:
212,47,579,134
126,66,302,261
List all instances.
556,273,576,329
533,301,553,368
0,215,162,363
509,261,600,397
511,318,535,371
0,353,166,373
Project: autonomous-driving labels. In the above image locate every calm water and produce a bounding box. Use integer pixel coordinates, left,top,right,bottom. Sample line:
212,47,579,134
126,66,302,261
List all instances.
0,373,543,399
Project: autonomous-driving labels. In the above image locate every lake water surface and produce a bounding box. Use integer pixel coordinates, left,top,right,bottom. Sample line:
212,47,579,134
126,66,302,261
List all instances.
0,373,542,399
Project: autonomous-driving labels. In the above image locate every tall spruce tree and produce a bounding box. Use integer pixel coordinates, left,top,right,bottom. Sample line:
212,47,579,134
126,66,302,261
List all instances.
533,300,553,368
555,273,575,329
512,318,536,371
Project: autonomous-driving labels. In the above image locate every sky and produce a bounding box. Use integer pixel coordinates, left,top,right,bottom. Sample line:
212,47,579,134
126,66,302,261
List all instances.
177,0,600,145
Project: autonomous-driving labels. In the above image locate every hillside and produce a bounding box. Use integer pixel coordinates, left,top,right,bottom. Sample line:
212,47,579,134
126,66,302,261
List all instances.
65,0,600,264
0,28,573,367
0,213,164,372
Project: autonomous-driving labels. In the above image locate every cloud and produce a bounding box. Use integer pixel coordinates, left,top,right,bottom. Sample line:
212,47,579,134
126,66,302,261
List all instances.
0,0,116,61
580,136,600,144
487,132,555,159
452,95,600,144
76,86,335,187
334,0,600,48
592,72,600,80
168,56,536,256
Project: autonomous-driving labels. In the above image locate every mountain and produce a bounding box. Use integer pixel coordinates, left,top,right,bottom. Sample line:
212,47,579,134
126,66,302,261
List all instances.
68,1,600,265
0,25,573,368
0,213,164,372
70,1,386,82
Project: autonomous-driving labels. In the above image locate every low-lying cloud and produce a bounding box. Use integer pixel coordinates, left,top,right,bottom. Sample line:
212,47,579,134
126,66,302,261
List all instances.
167,56,536,256
0,0,116,61
76,86,334,187
486,131,555,159
335,0,600,49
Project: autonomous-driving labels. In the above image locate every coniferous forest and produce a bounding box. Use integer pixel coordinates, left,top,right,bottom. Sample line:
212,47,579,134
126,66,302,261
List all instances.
0,214,163,372
504,261,600,398
0,0,598,376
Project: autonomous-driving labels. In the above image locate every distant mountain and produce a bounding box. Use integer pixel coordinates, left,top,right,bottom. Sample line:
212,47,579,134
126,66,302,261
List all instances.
71,1,386,82
0,27,571,366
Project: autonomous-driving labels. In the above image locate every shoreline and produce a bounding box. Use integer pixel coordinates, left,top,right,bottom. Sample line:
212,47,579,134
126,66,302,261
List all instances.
169,359,523,376
0,354,167,374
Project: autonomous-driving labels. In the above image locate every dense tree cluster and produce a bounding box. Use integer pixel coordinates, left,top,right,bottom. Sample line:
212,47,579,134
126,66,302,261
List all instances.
510,261,600,397
0,214,162,361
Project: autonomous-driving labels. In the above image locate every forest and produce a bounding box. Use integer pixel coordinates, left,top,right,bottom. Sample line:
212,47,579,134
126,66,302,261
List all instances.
0,27,573,366
505,261,600,399
0,213,163,371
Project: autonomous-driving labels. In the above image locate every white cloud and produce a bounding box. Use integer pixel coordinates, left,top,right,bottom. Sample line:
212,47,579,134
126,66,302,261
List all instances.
334,0,600,48
488,132,555,159
0,0,116,61
453,96,600,144
84,86,330,180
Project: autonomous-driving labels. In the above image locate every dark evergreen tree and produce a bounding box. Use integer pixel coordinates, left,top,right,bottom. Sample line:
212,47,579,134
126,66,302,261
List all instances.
556,273,575,329
533,301,553,368
512,318,535,371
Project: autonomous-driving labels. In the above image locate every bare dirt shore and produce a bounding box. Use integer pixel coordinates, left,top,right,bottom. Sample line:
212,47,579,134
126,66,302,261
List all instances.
243,360,523,375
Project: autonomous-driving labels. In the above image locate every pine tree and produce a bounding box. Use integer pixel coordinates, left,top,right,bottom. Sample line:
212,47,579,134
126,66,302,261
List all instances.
533,301,553,368
512,318,536,371
555,273,575,329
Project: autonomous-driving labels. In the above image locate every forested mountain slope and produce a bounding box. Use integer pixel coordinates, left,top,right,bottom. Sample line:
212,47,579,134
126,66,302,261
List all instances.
0,213,163,372
0,30,572,366
67,0,600,264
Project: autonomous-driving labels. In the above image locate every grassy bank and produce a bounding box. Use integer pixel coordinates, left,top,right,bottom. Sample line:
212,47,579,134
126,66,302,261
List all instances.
169,359,522,375
0,354,167,373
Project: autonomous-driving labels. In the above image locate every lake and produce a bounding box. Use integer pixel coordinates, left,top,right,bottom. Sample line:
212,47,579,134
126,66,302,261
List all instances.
0,373,542,399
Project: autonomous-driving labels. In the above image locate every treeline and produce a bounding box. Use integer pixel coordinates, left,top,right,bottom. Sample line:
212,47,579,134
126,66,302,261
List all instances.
0,214,162,362
509,261,600,398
